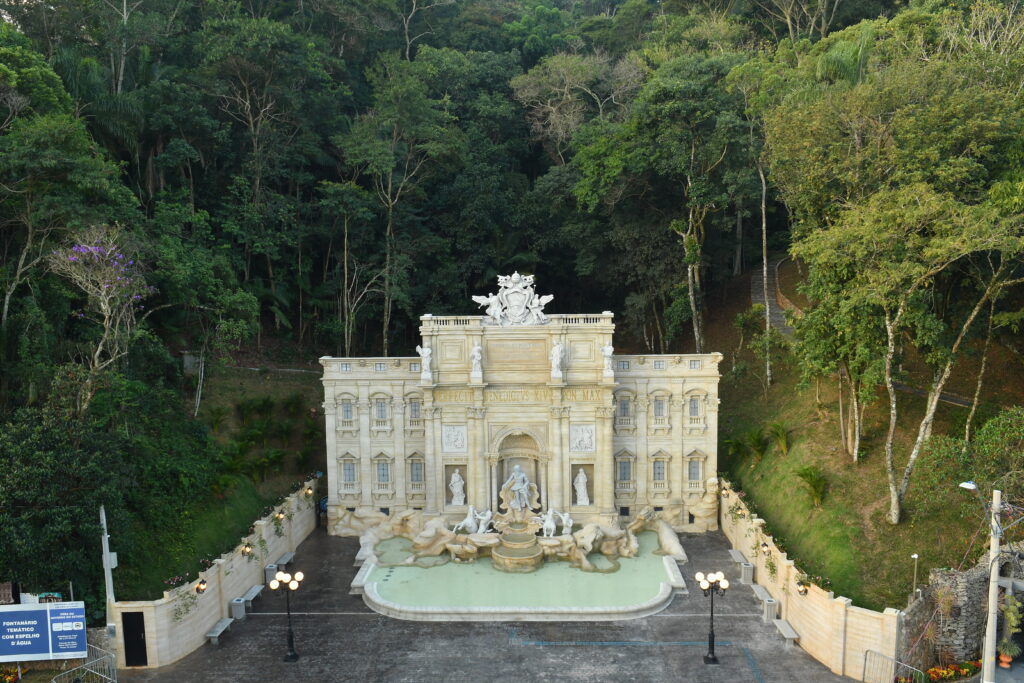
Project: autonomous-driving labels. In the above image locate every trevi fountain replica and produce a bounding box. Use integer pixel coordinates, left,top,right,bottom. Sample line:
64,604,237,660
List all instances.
320,274,722,620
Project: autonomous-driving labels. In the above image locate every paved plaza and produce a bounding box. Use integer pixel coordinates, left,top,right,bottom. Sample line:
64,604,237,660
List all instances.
120,528,848,682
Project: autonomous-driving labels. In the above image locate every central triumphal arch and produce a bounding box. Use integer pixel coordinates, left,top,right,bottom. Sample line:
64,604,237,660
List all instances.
320,273,722,535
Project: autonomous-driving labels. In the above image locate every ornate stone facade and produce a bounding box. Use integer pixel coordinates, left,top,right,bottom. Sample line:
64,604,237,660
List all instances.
320,276,722,534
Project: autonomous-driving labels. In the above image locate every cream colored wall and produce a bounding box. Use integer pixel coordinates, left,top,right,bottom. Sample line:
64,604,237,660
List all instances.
718,481,900,680
109,481,317,669
320,314,722,530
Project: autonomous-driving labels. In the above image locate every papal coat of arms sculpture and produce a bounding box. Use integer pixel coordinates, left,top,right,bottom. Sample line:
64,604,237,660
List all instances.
472,272,554,326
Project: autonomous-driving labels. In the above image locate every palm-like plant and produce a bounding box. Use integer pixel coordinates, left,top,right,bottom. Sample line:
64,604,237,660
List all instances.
743,427,771,467
767,421,793,457
796,466,827,507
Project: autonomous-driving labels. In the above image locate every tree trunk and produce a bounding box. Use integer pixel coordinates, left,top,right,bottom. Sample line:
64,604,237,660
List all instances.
883,309,902,525
758,162,771,387
732,204,742,277
838,371,847,455
963,300,994,453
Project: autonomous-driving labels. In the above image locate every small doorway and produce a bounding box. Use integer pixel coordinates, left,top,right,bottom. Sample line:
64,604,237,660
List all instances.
122,611,148,666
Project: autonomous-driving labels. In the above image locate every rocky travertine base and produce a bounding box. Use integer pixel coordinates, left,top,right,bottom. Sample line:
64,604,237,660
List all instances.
491,524,543,573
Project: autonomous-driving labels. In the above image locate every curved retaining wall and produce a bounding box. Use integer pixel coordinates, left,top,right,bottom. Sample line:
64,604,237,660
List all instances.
718,480,900,681
108,480,318,669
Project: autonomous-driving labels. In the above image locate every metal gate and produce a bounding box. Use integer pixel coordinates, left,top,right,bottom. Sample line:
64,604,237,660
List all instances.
51,644,117,683
862,649,926,683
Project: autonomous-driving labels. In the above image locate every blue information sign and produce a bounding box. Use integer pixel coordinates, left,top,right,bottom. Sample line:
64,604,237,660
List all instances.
0,602,87,663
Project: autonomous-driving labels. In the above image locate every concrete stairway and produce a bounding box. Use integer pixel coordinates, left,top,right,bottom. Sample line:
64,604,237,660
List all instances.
750,254,794,337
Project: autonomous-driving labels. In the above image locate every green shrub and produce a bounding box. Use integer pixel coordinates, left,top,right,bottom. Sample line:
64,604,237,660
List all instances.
796,466,828,507
767,421,793,457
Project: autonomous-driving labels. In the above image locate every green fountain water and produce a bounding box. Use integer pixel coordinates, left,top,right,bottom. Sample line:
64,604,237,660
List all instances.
368,531,670,610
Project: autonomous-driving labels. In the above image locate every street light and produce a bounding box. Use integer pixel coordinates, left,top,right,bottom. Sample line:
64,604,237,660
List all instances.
195,579,207,595
911,554,919,598
958,482,1024,683
269,569,304,662
695,570,729,664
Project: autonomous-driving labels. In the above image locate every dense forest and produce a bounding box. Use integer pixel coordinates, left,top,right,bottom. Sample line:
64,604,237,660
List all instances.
2,0,1023,616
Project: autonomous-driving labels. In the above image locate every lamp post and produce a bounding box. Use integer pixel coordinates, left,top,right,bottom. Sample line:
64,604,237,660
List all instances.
696,570,729,664
911,553,919,599
269,569,304,662
958,481,1024,683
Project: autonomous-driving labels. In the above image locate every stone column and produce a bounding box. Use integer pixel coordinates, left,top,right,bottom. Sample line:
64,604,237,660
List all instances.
357,383,372,509
322,392,338,506
671,396,686,498
548,406,567,510
489,456,499,513
635,390,650,506
538,456,548,510
424,404,441,514
393,395,406,509
467,406,486,509
596,405,615,516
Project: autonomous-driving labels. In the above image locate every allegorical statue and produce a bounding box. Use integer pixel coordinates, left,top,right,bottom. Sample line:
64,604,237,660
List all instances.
601,343,614,376
502,464,532,521
415,344,432,382
470,344,483,377
550,341,564,378
449,468,465,506
574,468,590,506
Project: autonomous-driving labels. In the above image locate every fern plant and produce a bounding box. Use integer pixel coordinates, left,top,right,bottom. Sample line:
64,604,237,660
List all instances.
743,427,771,467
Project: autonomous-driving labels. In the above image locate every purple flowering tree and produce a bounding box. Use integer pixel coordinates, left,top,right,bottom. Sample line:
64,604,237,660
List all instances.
48,225,156,413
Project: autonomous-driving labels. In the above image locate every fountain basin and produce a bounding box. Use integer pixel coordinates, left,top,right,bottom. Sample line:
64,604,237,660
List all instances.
358,531,687,621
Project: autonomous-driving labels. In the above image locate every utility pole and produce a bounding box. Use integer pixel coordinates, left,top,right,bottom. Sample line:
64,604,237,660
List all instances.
982,489,1001,683
99,506,117,635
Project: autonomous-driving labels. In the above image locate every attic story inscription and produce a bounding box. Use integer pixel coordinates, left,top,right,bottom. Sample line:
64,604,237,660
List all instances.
431,386,604,404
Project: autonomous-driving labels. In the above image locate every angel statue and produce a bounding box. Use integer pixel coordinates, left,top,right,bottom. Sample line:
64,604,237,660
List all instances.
472,292,503,324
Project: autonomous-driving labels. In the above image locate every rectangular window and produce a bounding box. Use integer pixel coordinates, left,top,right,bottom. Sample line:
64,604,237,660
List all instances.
653,461,666,481
689,359,701,370
410,461,424,482
654,360,665,370
341,400,353,420
374,362,386,372
339,362,351,372
618,399,631,418
688,460,701,481
617,460,631,482
342,462,356,482
409,399,421,419
376,399,388,420
689,398,700,417
619,506,630,517
616,360,630,370
410,362,420,372
654,398,665,418
377,461,390,483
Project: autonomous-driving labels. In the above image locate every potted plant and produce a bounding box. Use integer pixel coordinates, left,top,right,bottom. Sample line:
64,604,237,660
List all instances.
999,595,1023,668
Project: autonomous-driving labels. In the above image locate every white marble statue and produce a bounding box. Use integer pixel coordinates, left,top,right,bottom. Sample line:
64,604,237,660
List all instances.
533,508,557,538
602,343,614,376
502,464,531,514
472,292,503,324
569,425,594,452
558,510,574,536
550,341,564,378
472,272,553,326
574,468,590,506
415,344,432,382
470,344,483,377
452,504,478,534
475,508,494,534
449,468,466,506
